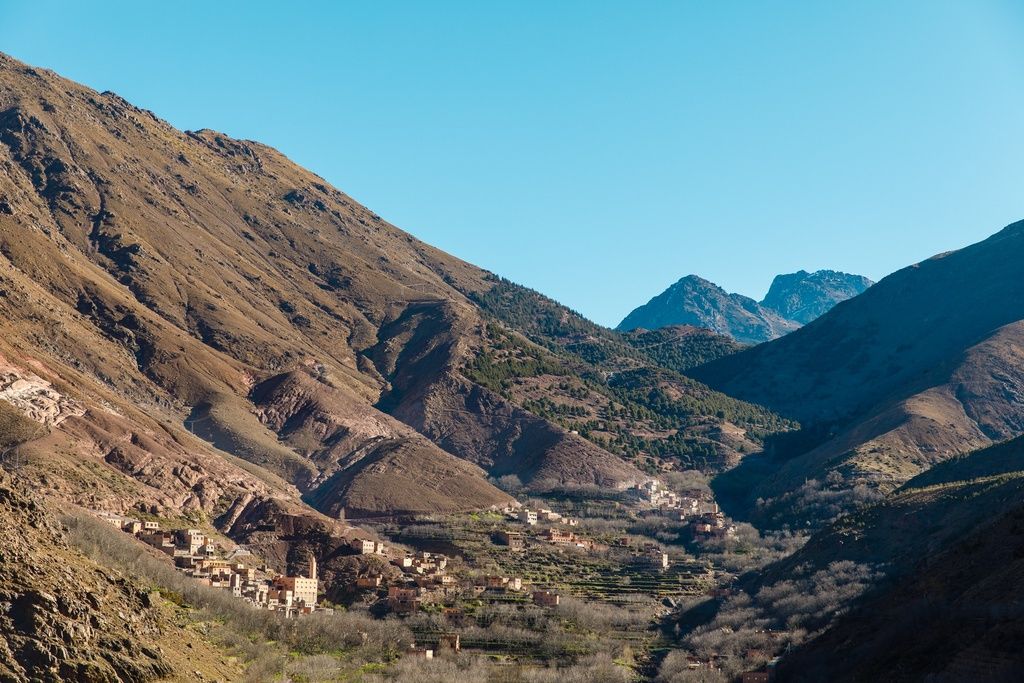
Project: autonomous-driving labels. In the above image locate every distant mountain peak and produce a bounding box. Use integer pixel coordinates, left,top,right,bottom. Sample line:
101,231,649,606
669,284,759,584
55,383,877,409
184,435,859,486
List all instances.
616,274,798,344
677,273,719,286
617,269,872,343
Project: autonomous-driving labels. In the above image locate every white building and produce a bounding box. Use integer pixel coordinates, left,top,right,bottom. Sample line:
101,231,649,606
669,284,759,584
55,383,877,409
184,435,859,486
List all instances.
519,509,538,526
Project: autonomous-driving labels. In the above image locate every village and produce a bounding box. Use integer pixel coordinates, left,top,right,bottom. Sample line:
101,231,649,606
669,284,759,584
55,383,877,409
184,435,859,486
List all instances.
95,511,325,617
93,475,762,671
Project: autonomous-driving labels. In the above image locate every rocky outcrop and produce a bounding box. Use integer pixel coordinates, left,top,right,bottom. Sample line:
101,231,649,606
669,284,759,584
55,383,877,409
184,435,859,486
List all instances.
0,360,84,426
761,269,872,324
0,472,225,682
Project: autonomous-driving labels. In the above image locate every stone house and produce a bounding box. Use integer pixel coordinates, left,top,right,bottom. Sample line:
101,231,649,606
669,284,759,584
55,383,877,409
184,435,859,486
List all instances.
532,590,560,607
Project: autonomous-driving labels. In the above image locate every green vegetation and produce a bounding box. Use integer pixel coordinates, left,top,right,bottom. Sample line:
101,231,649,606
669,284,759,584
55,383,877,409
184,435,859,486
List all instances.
469,278,616,348
621,327,745,374
464,324,575,393
461,282,797,471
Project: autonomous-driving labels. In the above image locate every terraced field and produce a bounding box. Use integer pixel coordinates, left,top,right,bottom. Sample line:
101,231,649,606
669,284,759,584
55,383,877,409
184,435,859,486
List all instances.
390,516,713,604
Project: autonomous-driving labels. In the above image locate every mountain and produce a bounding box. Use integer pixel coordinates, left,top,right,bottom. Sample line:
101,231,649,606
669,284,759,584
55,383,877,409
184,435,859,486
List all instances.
0,51,797,605
617,275,799,344
691,221,1024,526
761,269,873,324
617,270,870,344
0,49,657,604
0,50,529,524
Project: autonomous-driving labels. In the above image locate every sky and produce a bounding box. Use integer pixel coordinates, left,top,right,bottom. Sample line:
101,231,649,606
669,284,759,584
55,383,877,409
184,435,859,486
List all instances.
2,1,1024,326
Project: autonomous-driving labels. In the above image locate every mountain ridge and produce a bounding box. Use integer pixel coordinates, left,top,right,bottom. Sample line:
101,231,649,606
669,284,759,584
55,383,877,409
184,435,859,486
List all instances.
617,269,871,343
761,269,874,324
692,220,1024,526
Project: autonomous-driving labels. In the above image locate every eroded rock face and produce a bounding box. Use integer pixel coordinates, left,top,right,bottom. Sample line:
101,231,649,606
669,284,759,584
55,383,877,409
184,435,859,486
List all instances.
0,362,85,426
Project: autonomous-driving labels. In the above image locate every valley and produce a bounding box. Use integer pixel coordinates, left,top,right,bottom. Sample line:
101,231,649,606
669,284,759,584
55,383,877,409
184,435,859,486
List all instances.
0,47,1022,683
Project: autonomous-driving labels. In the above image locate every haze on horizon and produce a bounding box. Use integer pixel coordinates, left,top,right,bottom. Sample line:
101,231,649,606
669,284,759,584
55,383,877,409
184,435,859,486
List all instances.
2,0,1023,326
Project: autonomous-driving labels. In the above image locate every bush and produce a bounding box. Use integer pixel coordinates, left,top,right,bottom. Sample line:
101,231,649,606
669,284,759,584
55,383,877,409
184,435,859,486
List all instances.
657,651,727,682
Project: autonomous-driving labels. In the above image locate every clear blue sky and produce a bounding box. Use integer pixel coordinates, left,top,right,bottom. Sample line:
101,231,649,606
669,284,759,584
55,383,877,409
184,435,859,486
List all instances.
2,1,1023,326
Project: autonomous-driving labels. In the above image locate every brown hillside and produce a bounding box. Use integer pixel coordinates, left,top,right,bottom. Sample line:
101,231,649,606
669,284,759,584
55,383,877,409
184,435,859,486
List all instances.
692,222,1024,520
0,473,235,681
0,48,648,525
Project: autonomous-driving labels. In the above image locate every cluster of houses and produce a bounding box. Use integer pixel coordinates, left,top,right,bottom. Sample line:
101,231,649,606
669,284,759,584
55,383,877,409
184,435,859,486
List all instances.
688,510,738,542
496,505,613,554
337,528,567,617
634,480,737,542
635,479,688,508
347,537,561,617
387,552,561,615
634,479,720,515
515,506,578,527
96,511,321,616
385,573,536,618
543,526,606,552
349,537,387,555
348,548,456,614
495,500,682,564
392,550,446,573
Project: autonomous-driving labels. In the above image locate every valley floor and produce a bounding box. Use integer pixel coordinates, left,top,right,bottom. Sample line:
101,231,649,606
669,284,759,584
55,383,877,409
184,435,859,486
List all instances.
63,472,814,682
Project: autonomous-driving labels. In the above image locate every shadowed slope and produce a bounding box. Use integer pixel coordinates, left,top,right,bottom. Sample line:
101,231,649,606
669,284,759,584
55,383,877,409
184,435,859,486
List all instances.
772,435,1024,681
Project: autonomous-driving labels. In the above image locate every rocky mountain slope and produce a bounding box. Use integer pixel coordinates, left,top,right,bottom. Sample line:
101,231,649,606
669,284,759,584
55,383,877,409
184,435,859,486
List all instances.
463,279,794,472
691,221,1024,525
0,472,234,682
761,269,873,324
0,49,660,508
617,270,869,344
